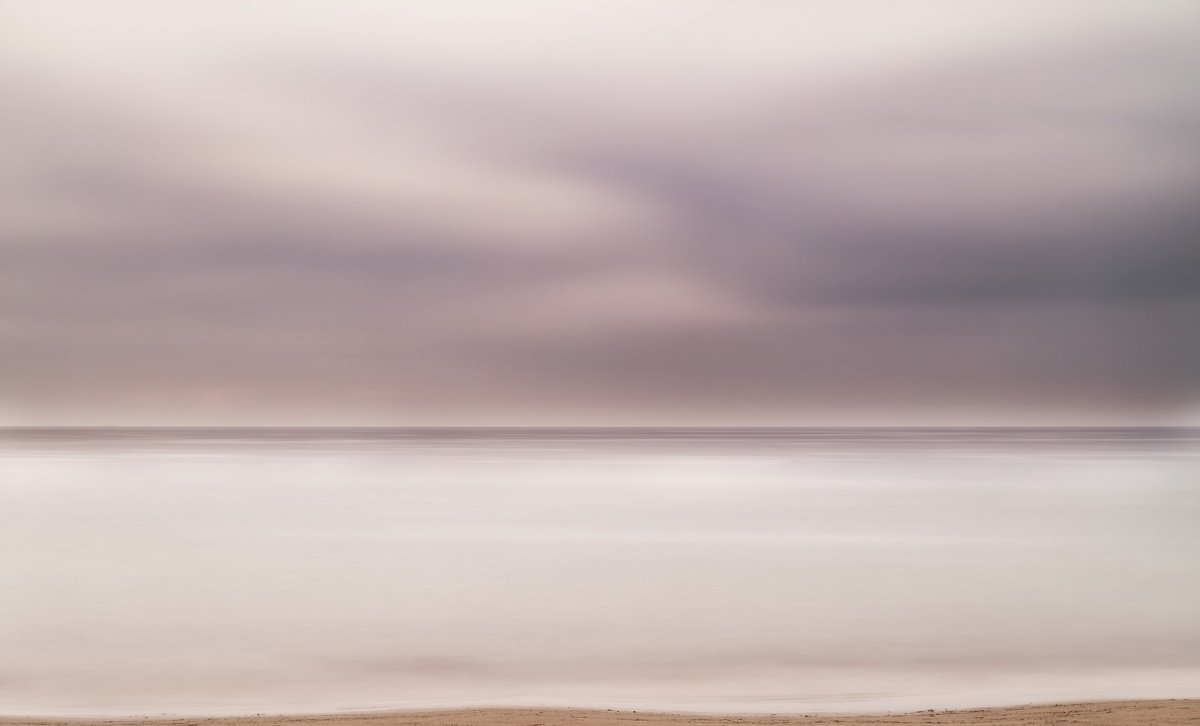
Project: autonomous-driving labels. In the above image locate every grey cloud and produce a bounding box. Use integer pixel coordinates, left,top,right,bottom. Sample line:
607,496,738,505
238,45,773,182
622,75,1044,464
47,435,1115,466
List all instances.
536,39,1200,310
2,3,1198,424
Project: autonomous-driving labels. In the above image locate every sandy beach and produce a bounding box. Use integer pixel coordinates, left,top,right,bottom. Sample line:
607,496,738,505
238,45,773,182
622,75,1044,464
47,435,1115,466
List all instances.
5,702,1200,726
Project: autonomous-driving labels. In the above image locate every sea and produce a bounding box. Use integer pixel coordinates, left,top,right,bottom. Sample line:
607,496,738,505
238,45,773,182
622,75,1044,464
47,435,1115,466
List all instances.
1,427,1197,715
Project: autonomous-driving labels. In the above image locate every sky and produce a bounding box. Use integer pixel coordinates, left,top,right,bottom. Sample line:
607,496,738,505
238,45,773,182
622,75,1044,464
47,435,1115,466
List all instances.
2,0,1198,426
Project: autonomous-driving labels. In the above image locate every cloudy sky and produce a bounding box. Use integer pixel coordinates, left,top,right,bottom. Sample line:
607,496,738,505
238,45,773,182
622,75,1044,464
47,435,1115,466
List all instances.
2,0,1198,426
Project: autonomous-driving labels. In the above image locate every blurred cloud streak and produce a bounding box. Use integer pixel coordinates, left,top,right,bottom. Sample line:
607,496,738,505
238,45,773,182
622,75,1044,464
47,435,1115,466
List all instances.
2,0,1198,424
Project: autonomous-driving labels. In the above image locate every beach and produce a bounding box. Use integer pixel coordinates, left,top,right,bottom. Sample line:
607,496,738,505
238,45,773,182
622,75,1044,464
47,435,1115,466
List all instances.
7,0,1200,721
5,702,1200,726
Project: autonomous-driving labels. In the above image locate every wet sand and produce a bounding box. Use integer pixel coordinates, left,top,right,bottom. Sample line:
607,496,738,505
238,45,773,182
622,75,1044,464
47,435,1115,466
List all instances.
4,701,1200,726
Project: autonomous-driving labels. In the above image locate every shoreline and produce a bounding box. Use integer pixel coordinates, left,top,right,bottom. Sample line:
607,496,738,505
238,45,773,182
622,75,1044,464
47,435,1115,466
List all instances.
3,701,1199,726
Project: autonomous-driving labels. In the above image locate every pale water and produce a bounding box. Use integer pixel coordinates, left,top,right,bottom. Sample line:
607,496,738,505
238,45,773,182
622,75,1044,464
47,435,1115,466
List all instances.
1,428,1198,715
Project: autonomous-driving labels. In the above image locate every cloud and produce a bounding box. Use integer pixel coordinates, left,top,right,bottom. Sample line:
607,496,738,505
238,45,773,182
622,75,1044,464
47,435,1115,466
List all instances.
2,0,1198,423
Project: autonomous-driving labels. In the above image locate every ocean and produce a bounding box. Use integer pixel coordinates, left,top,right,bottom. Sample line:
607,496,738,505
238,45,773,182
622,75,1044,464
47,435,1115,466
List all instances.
1,427,1197,715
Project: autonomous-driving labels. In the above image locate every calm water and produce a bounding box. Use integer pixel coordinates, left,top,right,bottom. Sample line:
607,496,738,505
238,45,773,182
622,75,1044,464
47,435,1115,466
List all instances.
1,428,1198,714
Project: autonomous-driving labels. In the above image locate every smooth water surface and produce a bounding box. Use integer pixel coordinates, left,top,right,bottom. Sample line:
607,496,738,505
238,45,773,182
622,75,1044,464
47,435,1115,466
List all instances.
1,428,1198,714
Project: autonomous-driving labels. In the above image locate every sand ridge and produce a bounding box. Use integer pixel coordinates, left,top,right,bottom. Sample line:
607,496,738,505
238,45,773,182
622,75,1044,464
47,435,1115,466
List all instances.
4,701,1199,726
